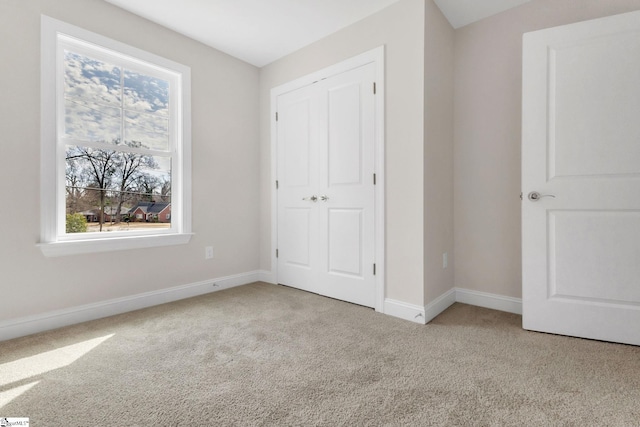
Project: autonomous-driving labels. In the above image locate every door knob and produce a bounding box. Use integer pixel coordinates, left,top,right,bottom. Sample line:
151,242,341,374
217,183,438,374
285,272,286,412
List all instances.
302,195,318,202
528,191,555,201
319,195,329,201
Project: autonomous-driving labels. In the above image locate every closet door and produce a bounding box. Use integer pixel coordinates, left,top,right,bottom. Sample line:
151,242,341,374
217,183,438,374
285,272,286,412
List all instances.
277,63,376,308
276,83,319,294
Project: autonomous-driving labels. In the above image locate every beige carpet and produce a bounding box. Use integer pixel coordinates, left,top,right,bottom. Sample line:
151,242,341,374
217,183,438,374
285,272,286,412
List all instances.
1,282,639,426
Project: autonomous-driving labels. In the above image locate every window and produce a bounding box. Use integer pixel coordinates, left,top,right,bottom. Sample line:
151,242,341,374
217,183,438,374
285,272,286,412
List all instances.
40,16,191,256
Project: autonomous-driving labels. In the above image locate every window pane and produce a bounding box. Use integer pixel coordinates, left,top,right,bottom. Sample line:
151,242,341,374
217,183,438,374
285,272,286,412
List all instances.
123,70,170,150
124,70,169,117
64,99,121,144
124,110,169,151
65,145,172,233
64,51,121,107
64,50,123,144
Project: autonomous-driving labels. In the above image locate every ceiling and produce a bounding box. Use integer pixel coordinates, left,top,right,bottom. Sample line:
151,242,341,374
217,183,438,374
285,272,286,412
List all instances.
433,0,531,29
104,0,532,67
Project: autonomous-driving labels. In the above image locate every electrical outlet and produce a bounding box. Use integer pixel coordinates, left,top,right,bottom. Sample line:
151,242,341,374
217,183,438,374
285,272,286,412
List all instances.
205,246,214,259
443,252,448,269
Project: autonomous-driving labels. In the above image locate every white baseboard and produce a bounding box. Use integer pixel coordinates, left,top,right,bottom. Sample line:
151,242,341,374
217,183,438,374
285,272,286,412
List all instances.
424,289,456,323
2,274,523,341
455,288,522,315
258,270,277,284
249,271,522,321
389,287,522,326
384,298,426,325
0,271,262,342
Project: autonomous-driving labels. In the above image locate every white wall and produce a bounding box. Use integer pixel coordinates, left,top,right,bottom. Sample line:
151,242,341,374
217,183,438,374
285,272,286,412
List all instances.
0,0,260,324
424,0,455,305
259,0,427,305
453,0,640,298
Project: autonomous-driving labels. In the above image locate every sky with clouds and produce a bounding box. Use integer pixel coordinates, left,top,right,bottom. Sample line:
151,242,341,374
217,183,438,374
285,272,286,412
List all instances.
64,50,170,151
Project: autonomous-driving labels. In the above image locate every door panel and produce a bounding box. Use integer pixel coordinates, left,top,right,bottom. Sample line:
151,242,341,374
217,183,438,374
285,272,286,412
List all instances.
328,209,363,277
328,82,363,186
522,10,640,346
549,211,640,304
282,99,313,186
277,62,376,308
550,36,640,178
283,208,312,267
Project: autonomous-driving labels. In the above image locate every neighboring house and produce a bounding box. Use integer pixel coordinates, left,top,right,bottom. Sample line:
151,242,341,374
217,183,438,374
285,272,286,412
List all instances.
128,202,171,223
78,209,100,223
103,206,130,223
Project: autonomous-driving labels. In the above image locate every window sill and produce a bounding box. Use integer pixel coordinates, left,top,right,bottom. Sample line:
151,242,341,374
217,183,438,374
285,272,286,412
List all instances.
38,233,193,257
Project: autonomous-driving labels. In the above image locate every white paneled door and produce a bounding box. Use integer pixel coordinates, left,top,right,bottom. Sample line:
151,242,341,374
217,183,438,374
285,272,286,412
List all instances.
522,10,640,346
277,62,376,308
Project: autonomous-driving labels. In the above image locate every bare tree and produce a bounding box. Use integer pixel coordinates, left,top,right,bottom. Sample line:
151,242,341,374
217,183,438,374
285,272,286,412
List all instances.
159,172,171,203
65,141,166,231
112,142,158,223
131,173,161,202
66,146,118,231
66,156,86,214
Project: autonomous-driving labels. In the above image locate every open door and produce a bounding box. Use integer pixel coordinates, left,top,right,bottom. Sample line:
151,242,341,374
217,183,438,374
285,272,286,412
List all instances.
522,10,640,346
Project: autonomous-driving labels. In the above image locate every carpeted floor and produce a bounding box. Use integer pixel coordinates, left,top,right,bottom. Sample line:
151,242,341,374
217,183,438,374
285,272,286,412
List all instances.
1,282,639,426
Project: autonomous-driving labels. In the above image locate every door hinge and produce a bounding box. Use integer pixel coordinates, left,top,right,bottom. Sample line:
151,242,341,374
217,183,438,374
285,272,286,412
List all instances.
275,112,279,121
373,263,376,275
276,180,279,189
373,173,376,185
276,249,279,258
373,82,377,95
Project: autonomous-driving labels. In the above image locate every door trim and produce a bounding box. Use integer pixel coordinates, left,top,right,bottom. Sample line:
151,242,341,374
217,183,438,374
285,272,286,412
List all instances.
270,46,385,312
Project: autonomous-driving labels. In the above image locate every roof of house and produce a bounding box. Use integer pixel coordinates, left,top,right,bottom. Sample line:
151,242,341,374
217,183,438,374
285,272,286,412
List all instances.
103,206,130,215
129,202,170,214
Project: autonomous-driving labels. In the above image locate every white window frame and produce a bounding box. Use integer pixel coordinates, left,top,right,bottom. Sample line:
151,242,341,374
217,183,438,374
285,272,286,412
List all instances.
39,16,192,256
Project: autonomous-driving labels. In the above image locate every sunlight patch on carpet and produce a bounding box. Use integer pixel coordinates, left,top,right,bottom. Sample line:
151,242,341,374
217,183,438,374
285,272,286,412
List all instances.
0,381,40,409
0,334,115,387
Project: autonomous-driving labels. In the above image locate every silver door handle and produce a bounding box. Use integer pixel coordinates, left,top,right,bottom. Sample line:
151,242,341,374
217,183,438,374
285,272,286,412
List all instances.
302,195,318,202
319,195,329,201
528,191,555,201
